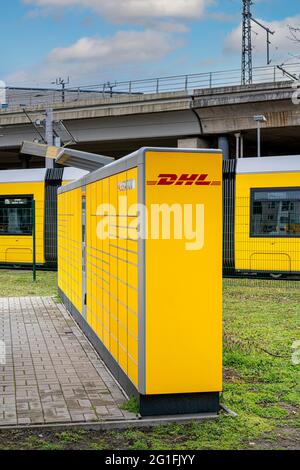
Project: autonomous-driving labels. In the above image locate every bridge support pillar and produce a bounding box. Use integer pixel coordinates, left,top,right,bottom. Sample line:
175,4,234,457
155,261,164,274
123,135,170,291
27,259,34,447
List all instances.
218,135,230,160
19,155,31,169
177,137,210,149
45,108,54,169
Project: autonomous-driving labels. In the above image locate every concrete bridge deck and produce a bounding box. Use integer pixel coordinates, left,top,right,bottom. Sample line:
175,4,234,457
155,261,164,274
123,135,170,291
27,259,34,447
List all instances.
0,80,299,167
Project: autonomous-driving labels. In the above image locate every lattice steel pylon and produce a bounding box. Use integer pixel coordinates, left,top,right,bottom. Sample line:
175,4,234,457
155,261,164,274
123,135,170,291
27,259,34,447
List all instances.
242,0,253,85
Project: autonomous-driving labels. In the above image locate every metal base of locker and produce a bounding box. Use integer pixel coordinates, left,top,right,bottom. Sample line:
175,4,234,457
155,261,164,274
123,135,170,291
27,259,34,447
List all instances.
59,288,221,417
139,392,219,417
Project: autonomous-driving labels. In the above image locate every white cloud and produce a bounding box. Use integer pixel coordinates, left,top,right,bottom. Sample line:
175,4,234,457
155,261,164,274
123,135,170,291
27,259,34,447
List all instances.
23,0,212,23
224,15,300,64
6,29,180,85
48,30,175,63
206,12,238,23
158,22,190,34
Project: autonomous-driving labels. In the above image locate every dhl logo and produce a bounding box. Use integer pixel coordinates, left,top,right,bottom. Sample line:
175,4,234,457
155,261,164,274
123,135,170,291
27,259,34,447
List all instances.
147,174,221,187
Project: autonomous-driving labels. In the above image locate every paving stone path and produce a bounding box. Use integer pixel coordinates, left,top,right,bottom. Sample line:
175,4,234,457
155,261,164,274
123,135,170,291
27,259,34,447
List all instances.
0,297,136,426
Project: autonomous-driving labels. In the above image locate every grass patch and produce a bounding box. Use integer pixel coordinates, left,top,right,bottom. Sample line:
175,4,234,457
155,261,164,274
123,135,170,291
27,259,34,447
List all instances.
121,396,139,415
0,270,57,297
55,430,86,443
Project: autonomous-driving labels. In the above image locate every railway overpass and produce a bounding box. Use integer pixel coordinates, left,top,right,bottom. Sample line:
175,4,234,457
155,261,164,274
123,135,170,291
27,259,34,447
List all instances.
0,76,300,169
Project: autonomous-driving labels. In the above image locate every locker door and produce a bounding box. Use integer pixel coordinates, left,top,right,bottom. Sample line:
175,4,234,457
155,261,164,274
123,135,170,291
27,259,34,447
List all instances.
82,187,87,320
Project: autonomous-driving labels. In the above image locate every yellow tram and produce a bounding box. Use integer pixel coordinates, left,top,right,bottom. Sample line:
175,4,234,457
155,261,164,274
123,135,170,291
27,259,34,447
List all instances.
0,167,86,269
223,155,300,278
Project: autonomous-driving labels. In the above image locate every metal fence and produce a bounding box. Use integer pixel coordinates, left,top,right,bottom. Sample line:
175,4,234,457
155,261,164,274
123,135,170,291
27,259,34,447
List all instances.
223,196,300,290
223,276,300,292
2,62,300,110
0,194,299,291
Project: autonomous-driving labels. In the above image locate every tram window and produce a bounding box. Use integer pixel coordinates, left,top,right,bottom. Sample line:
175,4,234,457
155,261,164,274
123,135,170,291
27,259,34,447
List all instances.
0,196,33,235
250,188,300,238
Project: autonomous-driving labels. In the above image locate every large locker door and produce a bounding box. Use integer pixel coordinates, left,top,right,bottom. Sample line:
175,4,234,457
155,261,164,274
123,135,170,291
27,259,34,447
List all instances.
82,187,87,320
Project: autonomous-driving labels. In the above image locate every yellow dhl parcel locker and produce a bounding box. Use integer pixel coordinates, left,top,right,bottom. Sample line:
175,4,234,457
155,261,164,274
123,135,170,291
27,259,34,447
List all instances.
58,147,223,416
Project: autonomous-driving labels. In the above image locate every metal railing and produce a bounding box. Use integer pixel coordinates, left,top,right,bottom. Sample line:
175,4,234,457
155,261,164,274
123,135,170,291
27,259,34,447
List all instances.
1,62,300,110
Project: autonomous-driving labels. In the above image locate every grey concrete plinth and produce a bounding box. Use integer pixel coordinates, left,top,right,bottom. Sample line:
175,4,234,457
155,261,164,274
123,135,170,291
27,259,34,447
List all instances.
177,137,210,149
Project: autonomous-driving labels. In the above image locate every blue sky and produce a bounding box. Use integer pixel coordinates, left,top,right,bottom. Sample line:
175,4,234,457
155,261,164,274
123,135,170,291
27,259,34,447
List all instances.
1,0,300,87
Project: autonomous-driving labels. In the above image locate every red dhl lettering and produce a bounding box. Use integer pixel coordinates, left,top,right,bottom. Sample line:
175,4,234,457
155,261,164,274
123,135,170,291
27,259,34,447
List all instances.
147,174,221,187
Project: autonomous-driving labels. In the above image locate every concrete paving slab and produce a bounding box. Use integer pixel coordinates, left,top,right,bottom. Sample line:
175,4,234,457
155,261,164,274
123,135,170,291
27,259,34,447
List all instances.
0,296,137,427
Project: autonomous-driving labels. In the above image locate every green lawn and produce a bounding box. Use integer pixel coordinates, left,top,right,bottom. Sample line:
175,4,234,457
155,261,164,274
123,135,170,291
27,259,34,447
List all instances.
0,275,299,450
0,270,57,298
